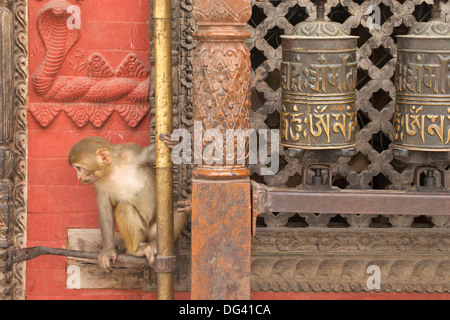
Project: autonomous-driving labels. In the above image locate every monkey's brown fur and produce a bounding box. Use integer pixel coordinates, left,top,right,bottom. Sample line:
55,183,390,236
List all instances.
68,136,186,272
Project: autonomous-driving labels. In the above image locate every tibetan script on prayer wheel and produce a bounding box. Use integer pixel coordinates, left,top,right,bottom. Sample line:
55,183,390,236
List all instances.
393,4,450,152
280,19,358,150
394,37,450,151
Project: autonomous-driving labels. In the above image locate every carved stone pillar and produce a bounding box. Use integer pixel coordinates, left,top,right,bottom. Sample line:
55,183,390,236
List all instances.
0,0,28,300
0,6,14,300
191,0,252,299
192,0,252,179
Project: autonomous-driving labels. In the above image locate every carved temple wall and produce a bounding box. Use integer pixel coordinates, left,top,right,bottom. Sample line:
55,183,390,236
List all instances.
1,0,450,299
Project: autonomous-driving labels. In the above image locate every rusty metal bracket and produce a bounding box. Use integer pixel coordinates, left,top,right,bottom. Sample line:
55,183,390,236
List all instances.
414,166,447,192
302,164,333,189
251,181,272,236
154,255,177,273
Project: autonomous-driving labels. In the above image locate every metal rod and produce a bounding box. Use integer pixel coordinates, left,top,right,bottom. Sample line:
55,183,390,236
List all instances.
0,246,147,270
315,0,326,21
154,0,175,300
251,182,450,235
432,0,441,20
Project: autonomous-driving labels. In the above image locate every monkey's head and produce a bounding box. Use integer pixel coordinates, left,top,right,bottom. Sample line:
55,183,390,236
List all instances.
68,137,114,185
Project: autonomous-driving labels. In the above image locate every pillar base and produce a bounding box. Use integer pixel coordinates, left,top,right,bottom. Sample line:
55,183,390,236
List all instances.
191,178,251,300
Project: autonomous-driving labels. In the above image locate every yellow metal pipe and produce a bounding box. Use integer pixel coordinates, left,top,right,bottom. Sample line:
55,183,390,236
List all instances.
153,0,174,300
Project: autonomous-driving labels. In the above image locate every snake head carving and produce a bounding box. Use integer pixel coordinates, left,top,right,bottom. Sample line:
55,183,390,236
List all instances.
33,0,82,96
37,0,81,52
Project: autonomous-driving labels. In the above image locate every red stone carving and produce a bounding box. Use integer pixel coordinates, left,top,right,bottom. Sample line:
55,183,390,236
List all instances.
64,105,115,128
30,0,151,129
33,0,82,96
116,54,150,78
68,49,87,76
44,77,97,102
83,78,141,103
88,53,114,78
41,77,149,104
29,104,150,128
28,104,62,127
128,80,150,103
116,105,151,128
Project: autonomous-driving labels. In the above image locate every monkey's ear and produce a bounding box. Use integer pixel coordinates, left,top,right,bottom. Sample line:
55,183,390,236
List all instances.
96,148,112,165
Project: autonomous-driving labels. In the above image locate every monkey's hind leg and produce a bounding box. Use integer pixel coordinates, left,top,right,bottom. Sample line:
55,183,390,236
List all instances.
113,202,147,257
142,209,188,265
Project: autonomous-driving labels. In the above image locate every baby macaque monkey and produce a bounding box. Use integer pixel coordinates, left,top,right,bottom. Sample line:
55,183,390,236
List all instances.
68,135,187,272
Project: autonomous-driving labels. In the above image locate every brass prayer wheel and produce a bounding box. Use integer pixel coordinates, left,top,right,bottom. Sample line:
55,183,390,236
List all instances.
393,1,450,151
280,1,357,150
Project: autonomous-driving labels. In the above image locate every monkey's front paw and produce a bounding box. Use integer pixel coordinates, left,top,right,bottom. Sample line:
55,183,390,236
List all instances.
144,244,158,266
98,247,117,273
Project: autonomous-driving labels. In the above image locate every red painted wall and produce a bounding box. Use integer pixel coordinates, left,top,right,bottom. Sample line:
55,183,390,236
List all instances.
26,0,161,300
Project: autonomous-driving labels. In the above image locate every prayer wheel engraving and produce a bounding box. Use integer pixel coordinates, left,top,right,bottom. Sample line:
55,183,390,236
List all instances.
280,14,357,150
393,6,450,151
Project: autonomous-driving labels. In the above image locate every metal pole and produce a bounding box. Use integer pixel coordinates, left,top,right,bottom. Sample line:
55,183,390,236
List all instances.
153,0,174,300
1,246,148,270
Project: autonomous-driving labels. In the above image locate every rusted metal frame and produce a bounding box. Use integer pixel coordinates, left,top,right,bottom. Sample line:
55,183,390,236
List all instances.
0,246,147,271
251,181,450,235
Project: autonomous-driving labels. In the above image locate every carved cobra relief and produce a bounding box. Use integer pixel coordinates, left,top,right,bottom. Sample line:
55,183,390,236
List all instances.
30,0,150,128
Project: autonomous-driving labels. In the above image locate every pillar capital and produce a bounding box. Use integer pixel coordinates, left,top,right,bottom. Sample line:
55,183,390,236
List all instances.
193,0,251,40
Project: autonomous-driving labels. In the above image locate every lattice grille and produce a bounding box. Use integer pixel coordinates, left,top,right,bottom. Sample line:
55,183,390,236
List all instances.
247,0,450,229
247,0,450,189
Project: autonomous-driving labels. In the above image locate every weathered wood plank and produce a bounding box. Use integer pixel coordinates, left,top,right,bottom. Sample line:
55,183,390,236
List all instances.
67,228,125,254
66,228,190,291
66,261,145,290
